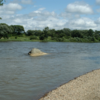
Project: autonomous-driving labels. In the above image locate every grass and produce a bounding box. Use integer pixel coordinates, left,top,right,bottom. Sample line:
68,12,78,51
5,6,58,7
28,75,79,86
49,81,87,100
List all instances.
0,36,100,43
0,36,40,42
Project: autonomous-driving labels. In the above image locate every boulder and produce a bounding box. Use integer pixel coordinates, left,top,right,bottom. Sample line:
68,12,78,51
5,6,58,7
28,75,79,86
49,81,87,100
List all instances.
28,48,47,56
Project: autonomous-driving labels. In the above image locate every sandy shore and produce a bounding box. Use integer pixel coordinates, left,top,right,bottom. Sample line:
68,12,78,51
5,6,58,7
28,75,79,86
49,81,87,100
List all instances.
39,69,100,100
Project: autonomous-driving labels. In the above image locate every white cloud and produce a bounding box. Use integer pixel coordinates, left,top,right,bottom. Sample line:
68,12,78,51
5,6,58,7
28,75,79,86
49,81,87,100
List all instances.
60,12,80,19
96,0,100,5
11,0,33,4
95,17,100,24
66,2,93,14
4,3,22,10
64,17,97,30
0,2,99,31
38,8,45,11
60,12,72,18
74,14,80,18
94,17,100,31
0,6,67,31
13,18,22,23
96,8,100,12
0,10,98,31
28,8,57,18
0,3,22,15
11,0,20,3
21,0,33,4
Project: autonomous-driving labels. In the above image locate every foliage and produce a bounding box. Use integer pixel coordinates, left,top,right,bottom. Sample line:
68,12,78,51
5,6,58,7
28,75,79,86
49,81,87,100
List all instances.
26,30,35,36
0,23,100,42
10,25,25,36
0,23,12,38
30,36,37,40
15,36,17,39
63,28,71,37
88,29,94,36
0,0,3,5
39,34,45,40
71,30,83,38
43,27,49,39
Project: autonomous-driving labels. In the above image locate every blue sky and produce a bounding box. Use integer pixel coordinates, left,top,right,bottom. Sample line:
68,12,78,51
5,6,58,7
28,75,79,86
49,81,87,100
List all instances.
0,0,100,31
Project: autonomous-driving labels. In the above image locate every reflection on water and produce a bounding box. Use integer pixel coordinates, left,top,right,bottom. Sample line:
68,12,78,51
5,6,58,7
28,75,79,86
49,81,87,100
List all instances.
0,42,100,100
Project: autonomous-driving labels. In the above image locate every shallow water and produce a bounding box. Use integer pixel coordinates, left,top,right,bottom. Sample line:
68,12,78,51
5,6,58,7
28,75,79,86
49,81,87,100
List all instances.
0,42,100,100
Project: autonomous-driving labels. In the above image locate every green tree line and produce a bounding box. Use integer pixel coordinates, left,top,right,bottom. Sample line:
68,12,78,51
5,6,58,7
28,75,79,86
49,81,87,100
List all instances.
0,23,100,42
26,27,100,42
0,23,25,39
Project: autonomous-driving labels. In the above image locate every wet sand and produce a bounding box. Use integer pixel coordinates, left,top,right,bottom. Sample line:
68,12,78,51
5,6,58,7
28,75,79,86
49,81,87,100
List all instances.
39,69,100,100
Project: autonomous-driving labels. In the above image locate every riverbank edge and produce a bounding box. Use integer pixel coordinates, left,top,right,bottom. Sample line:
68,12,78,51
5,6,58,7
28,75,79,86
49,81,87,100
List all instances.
0,39,100,43
39,68,100,100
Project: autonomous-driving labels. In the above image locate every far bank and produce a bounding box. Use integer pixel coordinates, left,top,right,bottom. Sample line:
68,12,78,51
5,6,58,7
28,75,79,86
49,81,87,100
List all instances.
0,36,100,43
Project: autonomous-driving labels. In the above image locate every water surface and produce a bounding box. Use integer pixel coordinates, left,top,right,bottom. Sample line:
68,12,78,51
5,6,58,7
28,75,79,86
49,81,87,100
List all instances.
0,42,100,100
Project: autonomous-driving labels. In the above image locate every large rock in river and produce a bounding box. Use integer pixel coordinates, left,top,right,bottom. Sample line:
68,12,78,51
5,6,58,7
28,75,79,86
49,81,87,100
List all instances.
28,48,47,56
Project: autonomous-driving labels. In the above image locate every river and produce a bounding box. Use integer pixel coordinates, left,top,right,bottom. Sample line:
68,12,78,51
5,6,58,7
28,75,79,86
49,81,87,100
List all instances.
0,42,100,100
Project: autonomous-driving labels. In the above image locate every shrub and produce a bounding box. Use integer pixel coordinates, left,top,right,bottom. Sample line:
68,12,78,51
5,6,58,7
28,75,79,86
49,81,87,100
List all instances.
39,35,45,40
15,36,17,39
30,36,37,40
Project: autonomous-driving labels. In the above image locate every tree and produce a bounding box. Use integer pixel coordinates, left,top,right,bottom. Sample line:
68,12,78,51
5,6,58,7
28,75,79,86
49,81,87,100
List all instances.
49,29,55,37
10,25,25,36
43,27,49,38
79,30,88,37
94,30,100,40
71,30,83,38
0,23,13,38
39,34,45,40
0,0,3,5
35,30,42,36
63,28,71,37
26,30,34,36
55,30,64,38
88,29,94,36
0,0,4,19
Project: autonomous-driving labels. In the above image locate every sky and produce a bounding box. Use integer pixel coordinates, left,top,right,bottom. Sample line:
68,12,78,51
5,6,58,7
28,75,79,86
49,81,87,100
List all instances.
0,0,100,31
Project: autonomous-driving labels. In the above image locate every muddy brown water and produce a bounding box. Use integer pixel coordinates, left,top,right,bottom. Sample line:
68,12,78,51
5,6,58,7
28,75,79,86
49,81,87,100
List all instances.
0,42,100,100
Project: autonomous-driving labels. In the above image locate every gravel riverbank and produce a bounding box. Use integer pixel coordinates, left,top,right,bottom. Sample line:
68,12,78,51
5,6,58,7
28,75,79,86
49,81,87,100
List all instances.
39,69,100,100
